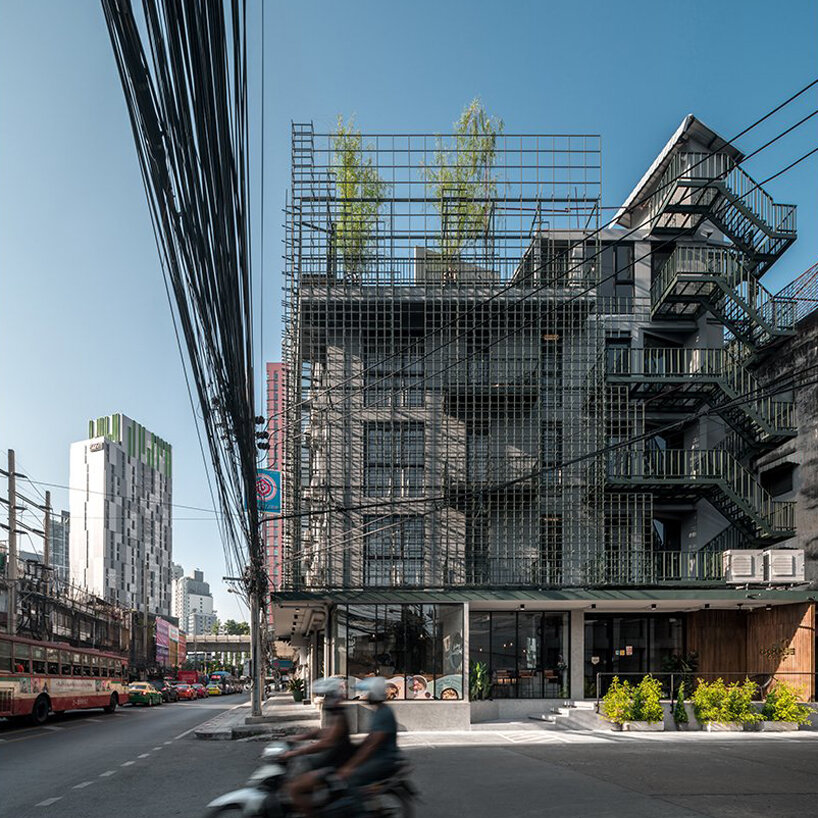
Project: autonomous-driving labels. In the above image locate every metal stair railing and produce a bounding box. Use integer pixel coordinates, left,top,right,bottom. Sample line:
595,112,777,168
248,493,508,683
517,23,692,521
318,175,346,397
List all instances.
647,152,796,262
606,448,794,538
607,347,794,441
652,247,797,347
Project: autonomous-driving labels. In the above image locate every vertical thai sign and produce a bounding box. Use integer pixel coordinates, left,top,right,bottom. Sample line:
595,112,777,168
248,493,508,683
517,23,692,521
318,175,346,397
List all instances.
256,469,281,513
155,618,170,666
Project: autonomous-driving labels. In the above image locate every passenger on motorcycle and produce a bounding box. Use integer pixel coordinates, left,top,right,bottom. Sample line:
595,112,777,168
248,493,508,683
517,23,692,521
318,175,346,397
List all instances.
282,677,354,817
335,677,400,798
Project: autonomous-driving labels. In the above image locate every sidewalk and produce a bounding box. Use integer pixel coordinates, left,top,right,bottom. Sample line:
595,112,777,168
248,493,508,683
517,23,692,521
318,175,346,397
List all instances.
195,692,321,741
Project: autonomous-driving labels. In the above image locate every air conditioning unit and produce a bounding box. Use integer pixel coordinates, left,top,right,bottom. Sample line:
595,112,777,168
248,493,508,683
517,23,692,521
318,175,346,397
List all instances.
764,549,805,584
722,550,764,584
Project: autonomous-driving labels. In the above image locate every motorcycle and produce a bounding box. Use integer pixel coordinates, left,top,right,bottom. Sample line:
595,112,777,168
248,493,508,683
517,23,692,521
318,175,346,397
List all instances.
204,739,416,817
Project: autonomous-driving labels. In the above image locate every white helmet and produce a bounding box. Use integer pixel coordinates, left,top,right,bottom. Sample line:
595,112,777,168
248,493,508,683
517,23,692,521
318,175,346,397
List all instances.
356,676,387,703
312,677,345,703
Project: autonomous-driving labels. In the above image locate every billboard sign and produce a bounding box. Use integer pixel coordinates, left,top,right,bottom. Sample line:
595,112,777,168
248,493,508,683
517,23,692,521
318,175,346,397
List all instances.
256,469,281,513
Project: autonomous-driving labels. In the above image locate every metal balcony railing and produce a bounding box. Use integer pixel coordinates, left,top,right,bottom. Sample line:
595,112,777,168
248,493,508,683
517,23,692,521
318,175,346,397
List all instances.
444,453,539,489
606,448,795,539
284,550,727,592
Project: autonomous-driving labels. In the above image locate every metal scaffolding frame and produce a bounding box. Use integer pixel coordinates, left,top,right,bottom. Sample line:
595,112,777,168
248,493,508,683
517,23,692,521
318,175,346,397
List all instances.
281,119,799,593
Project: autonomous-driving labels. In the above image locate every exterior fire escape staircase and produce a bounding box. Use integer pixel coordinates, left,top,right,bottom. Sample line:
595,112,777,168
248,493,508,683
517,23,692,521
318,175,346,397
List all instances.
606,448,794,543
607,347,795,449
652,247,797,352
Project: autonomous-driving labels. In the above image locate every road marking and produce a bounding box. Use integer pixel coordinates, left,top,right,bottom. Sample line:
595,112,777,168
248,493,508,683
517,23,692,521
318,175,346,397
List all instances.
84,718,104,723
100,771,117,777
42,725,63,731
73,781,94,789
164,740,173,745
35,797,62,807
153,746,162,751
137,753,150,758
121,761,135,767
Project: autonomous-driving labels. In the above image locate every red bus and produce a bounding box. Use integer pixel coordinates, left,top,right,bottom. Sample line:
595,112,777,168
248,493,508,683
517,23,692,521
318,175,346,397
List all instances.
0,634,130,724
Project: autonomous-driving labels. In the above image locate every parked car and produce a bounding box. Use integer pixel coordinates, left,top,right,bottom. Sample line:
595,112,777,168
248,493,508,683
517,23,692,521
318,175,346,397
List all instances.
206,683,223,696
128,682,163,707
175,683,197,701
191,683,208,698
150,679,178,702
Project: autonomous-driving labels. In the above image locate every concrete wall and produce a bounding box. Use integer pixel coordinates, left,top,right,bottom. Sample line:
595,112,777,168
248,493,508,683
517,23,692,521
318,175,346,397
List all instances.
337,701,471,733
756,310,818,585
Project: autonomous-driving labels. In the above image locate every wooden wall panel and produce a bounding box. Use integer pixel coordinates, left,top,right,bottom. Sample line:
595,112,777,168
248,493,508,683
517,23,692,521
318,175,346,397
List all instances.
686,604,815,699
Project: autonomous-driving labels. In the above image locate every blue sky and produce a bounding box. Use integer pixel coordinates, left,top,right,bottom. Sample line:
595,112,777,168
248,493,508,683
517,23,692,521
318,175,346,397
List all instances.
1,0,816,619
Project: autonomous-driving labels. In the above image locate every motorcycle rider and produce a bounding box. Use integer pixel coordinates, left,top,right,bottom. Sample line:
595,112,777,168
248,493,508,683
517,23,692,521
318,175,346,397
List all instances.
334,677,400,803
282,678,354,816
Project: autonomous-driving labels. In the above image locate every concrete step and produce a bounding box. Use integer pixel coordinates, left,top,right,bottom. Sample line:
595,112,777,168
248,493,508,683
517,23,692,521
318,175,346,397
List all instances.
246,710,320,725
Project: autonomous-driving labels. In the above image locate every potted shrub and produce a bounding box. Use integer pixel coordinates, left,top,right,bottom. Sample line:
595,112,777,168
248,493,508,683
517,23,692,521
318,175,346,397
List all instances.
761,682,811,731
289,678,306,703
692,678,761,731
673,681,691,730
624,675,665,731
600,676,633,731
469,661,490,701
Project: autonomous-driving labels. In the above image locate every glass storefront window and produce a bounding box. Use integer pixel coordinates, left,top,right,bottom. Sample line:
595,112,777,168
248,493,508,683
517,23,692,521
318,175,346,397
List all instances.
333,604,464,700
469,611,569,699
584,614,683,697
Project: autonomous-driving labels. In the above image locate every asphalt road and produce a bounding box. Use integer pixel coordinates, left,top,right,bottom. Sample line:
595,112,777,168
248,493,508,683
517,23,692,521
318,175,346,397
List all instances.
4,705,818,818
0,694,254,818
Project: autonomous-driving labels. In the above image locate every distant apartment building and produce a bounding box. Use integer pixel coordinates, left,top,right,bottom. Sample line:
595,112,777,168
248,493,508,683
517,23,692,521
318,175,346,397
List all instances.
173,566,216,635
69,414,173,616
50,510,70,584
265,363,287,596
275,117,816,722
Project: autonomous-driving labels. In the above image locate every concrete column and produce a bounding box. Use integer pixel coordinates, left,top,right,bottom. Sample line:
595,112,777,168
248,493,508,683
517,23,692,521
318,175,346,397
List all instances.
462,602,470,701
569,609,585,701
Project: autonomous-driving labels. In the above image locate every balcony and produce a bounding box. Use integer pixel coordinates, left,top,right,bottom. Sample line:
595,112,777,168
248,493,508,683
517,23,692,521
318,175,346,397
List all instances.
607,347,795,448
283,551,726,592
652,247,796,351
443,453,538,507
606,448,794,541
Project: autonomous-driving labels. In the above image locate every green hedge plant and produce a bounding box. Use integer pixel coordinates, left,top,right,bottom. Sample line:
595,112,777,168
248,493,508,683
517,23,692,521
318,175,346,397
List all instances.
600,677,633,725
762,683,811,724
632,675,664,723
673,681,689,724
691,678,761,725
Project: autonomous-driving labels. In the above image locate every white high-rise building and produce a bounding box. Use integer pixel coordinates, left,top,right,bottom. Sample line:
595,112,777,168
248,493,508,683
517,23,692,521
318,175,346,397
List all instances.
172,567,216,634
69,413,173,615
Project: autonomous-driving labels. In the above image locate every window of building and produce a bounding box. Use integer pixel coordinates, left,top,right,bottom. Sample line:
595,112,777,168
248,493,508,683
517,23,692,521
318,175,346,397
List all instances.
363,515,423,587
364,422,424,497
363,342,424,408
598,243,635,310
334,603,463,700
468,611,569,699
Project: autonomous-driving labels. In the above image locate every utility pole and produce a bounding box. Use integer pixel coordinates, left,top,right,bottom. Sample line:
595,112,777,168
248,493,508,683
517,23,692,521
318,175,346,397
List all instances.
142,546,149,672
43,490,51,568
250,590,263,716
8,449,18,636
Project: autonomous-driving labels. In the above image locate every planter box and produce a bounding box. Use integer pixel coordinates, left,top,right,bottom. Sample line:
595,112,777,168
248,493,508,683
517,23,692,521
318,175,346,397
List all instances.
622,721,665,732
704,722,751,732
761,721,800,732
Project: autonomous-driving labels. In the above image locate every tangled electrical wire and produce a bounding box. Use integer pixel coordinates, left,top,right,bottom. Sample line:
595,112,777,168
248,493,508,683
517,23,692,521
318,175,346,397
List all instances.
101,0,264,599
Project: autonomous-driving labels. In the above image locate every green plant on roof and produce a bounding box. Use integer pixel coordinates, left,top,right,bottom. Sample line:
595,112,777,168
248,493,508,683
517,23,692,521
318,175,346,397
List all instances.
424,99,503,279
331,117,388,281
